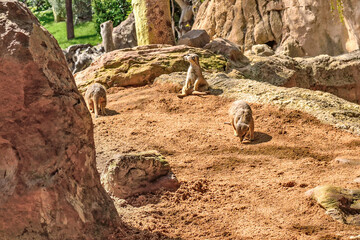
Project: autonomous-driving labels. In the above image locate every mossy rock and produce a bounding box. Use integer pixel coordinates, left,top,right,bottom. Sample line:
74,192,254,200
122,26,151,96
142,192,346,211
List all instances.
307,185,360,225
75,44,227,92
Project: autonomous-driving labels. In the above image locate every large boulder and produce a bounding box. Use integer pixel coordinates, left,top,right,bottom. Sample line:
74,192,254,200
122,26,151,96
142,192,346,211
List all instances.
101,151,180,199
240,51,360,104
177,29,211,48
113,12,138,49
155,73,360,135
74,44,228,92
193,0,360,57
0,1,121,238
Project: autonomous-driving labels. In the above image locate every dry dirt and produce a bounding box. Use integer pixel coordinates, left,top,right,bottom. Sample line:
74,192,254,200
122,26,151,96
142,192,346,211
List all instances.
92,83,360,240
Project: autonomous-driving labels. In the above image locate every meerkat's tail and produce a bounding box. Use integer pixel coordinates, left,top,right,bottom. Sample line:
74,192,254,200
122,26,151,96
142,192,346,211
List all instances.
224,122,232,125
192,91,209,95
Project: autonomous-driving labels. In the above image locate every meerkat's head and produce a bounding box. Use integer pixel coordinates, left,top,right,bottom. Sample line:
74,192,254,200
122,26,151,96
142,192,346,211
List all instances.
184,53,200,66
236,123,249,142
100,20,113,34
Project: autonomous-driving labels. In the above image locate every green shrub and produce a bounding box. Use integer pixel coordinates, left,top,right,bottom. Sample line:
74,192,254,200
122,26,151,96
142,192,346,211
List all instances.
22,0,51,12
92,0,132,34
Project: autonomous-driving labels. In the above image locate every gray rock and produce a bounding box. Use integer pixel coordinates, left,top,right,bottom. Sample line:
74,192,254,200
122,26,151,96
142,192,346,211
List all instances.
113,12,138,49
63,44,103,73
177,29,210,48
101,151,180,199
72,46,102,74
240,50,360,104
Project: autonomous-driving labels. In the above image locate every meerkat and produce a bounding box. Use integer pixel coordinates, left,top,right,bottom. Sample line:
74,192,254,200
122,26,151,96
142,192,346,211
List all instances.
84,83,107,118
228,100,255,143
100,20,115,53
177,53,210,98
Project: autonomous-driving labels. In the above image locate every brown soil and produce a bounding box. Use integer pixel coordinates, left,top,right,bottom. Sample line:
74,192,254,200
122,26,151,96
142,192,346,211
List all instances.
93,84,360,240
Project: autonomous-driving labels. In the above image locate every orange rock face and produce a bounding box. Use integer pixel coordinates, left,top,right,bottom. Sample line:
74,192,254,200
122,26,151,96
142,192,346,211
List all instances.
0,1,120,239
193,0,360,57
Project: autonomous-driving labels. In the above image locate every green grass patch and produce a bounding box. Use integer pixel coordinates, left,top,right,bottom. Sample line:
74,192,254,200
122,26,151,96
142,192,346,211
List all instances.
36,9,101,49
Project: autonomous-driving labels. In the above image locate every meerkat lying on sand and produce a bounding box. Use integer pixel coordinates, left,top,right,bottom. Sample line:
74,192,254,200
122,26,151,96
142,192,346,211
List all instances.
228,100,254,143
85,83,107,118
177,53,210,98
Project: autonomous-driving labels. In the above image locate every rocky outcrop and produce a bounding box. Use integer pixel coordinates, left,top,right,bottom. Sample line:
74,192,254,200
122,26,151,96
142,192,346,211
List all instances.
0,1,121,238
306,186,360,225
113,12,137,49
101,151,180,199
177,29,210,48
74,44,227,92
155,73,360,135
193,0,360,57
240,51,360,104
250,44,275,56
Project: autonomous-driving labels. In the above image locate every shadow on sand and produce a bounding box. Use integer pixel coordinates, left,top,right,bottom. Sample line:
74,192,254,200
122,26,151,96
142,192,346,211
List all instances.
244,132,272,145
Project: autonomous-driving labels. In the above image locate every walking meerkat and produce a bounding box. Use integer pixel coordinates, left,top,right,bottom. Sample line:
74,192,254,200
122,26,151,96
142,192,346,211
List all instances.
228,100,255,143
84,83,107,118
177,53,210,98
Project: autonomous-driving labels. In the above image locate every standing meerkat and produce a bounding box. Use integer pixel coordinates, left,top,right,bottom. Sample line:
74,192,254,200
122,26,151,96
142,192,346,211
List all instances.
85,83,107,118
228,100,255,143
100,20,115,53
177,53,210,98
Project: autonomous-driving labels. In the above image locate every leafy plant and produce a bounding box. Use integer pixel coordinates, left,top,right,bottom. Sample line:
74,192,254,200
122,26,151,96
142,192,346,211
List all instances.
22,0,51,12
92,0,132,34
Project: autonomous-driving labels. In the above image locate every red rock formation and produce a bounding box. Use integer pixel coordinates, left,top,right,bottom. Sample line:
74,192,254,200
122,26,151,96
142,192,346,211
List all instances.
0,1,120,238
193,0,360,57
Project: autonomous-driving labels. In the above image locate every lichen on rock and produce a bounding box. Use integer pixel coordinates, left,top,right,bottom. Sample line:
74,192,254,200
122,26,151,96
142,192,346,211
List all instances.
307,186,360,225
75,44,228,92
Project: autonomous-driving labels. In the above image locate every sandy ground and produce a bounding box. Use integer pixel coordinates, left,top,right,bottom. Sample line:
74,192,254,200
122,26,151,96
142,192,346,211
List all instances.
92,84,360,240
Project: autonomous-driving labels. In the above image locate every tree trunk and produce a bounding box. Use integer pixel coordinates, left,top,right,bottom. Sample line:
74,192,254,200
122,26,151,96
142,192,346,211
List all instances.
65,0,75,40
132,0,175,46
